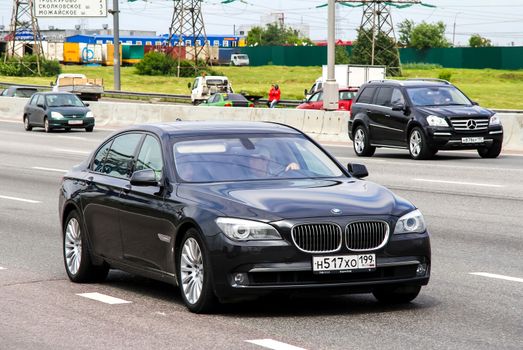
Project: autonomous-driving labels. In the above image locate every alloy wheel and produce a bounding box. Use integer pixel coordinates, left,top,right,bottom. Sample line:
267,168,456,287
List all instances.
410,130,422,157
354,129,365,154
64,218,82,276
180,237,204,305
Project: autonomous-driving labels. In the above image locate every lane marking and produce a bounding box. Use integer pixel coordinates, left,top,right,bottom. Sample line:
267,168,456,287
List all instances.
0,195,41,204
32,166,67,173
53,148,90,155
77,292,132,305
246,339,307,350
413,178,504,188
470,272,523,283
0,267,6,270
56,135,88,141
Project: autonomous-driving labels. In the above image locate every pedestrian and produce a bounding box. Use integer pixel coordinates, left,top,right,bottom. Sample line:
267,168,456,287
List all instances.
267,84,275,108
269,84,281,108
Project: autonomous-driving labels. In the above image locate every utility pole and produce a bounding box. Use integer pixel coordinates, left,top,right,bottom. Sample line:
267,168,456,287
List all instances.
109,0,121,90
5,0,43,75
168,0,211,77
324,0,339,111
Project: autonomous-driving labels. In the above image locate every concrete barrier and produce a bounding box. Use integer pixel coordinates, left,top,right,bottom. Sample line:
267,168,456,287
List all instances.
1,96,521,151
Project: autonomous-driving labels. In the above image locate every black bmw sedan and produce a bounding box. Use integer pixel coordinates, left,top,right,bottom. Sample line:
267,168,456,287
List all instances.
59,121,430,313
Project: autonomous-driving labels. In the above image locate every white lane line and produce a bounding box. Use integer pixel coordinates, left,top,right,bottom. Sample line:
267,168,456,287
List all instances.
56,135,88,141
246,339,307,350
413,178,504,188
32,166,67,173
53,148,90,155
0,195,41,204
470,272,523,283
0,267,6,270
77,292,132,305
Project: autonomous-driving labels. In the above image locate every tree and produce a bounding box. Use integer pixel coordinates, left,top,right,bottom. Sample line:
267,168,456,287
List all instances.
335,45,350,64
410,21,450,49
351,28,401,76
246,23,313,46
397,19,414,47
469,34,492,48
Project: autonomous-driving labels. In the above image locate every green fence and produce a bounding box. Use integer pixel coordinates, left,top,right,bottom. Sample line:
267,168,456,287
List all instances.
240,46,523,70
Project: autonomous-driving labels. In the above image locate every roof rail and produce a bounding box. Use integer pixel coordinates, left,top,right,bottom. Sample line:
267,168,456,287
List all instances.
406,78,451,84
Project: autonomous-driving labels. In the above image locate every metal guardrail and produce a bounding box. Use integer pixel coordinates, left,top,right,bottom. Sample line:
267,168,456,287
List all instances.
0,81,301,107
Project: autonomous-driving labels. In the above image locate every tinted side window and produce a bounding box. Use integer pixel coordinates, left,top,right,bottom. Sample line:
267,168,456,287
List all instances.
29,95,38,105
375,87,393,107
356,87,376,104
92,140,113,173
36,95,45,106
391,88,405,105
135,135,164,180
103,133,143,178
309,92,322,102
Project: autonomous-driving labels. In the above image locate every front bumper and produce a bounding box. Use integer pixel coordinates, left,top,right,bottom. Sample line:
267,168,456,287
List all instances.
49,117,95,129
426,126,503,150
207,218,431,301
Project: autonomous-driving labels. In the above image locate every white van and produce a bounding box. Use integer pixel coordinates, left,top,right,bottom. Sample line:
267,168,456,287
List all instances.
189,76,234,105
231,54,250,66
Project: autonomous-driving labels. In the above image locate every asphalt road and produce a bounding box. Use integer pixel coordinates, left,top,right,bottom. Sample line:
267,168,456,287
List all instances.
0,119,521,350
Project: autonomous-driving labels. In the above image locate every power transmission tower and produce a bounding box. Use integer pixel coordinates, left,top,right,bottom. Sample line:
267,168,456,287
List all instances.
5,0,43,75
338,0,420,75
168,0,211,77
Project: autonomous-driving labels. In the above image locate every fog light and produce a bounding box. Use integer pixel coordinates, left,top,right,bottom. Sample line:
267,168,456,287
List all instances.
233,273,248,285
416,263,427,276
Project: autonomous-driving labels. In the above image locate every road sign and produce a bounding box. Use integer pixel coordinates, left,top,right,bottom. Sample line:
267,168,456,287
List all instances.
35,0,108,18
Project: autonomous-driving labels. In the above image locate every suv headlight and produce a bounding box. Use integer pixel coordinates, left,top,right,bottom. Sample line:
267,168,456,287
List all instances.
86,111,94,119
216,218,282,241
426,115,449,127
394,209,426,234
51,111,64,119
489,114,501,126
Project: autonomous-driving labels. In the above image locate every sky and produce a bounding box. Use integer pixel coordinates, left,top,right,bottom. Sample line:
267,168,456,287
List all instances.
1,0,523,46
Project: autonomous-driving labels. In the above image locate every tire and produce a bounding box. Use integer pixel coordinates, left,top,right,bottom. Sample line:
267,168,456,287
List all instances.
408,127,435,160
373,285,421,304
44,118,51,133
85,126,94,132
63,211,109,283
353,126,376,157
478,140,502,158
23,116,32,131
177,228,217,313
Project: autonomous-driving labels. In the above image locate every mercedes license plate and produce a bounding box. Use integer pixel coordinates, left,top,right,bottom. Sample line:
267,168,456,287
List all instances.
68,120,83,125
462,137,484,144
312,254,376,274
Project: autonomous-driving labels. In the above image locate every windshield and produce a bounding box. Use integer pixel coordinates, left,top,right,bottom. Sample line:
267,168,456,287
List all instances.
173,134,344,182
206,79,227,86
224,94,246,101
406,86,471,107
236,55,248,59
45,94,84,107
14,88,37,97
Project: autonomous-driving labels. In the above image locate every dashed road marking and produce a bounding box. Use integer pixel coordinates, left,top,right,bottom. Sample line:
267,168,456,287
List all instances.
470,272,523,283
32,166,67,173
56,135,88,141
0,195,41,204
53,148,90,155
246,339,307,350
413,178,504,188
77,292,132,305
0,267,6,270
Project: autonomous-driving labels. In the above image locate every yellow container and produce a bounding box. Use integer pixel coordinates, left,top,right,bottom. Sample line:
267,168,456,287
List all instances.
103,44,122,66
63,42,81,64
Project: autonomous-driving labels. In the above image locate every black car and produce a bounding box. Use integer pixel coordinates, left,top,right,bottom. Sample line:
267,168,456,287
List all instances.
59,122,431,313
1,85,38,98
349,79,503,159
23,92,95,133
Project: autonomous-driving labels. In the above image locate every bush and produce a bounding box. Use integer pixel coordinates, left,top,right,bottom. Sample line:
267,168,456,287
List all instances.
335,46,350,64
438,70,452,81
135,52,176,76
0,55,61,77
402,62,443,70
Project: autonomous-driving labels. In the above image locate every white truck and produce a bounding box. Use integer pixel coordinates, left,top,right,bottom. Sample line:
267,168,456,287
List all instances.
51,73,104,101
189,75,234,105
305,65,386,99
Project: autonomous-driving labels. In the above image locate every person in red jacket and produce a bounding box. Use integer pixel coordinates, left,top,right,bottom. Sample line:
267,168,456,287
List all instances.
268,84,281,108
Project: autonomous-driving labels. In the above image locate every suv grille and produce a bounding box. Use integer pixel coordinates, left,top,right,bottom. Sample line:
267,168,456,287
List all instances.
291,224,342,253
450,118,489,131
345,221,389,251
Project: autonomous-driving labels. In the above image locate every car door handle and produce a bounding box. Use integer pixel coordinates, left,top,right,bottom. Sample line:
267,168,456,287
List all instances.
385,114,391,117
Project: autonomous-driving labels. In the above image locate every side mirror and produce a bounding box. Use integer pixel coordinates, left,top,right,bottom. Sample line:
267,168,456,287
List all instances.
187,82,192,89
347,163,368,179
84,103,90,107
304,89,308,96
391,103,405,111
130,169,159,187
471,101,479,106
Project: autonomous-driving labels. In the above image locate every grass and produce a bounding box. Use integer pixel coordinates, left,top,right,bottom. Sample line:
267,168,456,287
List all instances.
1,65,523,109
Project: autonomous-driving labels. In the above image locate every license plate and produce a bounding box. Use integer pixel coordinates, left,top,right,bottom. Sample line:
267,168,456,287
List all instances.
462,137,484,144
312,254,376,274
68,120,83,125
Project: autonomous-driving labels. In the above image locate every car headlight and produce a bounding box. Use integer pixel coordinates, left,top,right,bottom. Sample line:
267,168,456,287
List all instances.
216,218,282,241
51,111,64,119
426,115,449,127
489,114,501,126
394,209,426,234
86,111,94,119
